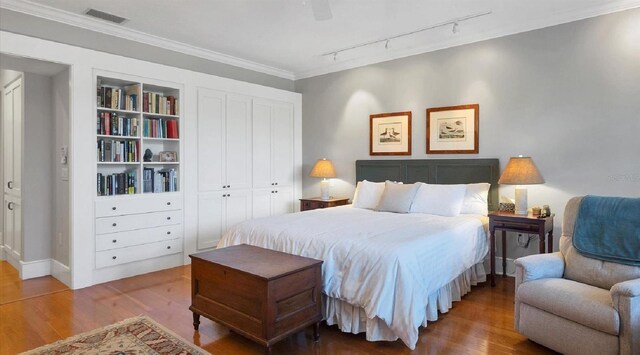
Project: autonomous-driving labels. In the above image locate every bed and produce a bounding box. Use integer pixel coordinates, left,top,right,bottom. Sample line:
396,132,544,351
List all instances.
217,159,499,349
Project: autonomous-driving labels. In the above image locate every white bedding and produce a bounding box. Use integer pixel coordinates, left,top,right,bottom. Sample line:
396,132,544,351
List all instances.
217,205,489,349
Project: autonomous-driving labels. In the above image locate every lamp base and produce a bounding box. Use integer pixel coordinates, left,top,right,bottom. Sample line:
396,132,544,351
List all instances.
320,179,330,200
514,187,528,215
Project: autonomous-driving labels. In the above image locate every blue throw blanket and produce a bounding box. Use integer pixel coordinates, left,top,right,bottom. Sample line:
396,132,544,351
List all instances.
573,195,640,266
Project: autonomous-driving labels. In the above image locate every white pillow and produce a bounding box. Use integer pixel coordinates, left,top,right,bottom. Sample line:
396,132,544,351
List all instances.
375,182,420,213
460,183,490,216
352,180,385,209
409,183,467,216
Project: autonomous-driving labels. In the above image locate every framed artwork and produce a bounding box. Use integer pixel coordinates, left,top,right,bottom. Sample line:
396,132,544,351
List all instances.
426,104,479,154
159,151,177,162
369,111,412,156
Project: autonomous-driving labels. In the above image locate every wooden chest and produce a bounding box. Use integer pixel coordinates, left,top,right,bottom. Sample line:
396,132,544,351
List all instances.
189,244,323,352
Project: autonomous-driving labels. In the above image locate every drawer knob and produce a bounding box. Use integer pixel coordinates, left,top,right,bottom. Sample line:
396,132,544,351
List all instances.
112,207,117,210
112,239,117,243
275,182,278,185
227,185,231,188
112,223,117,227
112,256,117,260
167,231,171,235
166,202,171,206
167,246,171,249
167,216,171,220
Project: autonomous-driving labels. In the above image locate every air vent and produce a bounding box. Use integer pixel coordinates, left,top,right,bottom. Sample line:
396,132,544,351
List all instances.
84,8,128,24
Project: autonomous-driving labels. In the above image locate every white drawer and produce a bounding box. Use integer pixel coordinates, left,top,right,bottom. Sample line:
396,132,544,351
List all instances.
96,194,183,217
95,238,183,269
96,210,182,235
96,224,182,251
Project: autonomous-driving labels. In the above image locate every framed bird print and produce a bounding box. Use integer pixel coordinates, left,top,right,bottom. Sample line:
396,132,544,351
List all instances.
426,104,479,154
369,111,412,156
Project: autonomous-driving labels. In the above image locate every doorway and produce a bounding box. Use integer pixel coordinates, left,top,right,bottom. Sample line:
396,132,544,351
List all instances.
1,53,71,285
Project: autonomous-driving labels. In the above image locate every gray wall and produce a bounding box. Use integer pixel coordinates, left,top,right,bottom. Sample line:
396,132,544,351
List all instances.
0,8,295,92
22,72,54,262
52,68,70,266
295,9,640,261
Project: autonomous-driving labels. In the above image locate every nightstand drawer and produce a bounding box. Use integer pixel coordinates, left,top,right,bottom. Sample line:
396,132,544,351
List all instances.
300,197,350,211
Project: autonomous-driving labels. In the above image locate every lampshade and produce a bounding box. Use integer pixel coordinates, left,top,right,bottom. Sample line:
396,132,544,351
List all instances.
309,158,336,178
498,156,544,185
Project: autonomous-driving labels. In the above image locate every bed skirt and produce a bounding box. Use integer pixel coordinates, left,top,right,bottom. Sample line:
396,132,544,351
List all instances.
322,262,487,344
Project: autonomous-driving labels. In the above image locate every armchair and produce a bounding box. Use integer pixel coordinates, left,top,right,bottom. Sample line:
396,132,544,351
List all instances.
514,196,640,355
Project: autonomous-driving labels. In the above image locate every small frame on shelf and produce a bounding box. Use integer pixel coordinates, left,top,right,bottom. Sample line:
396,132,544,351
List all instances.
426,104,479,154
159,151,177,162
369,111,412,156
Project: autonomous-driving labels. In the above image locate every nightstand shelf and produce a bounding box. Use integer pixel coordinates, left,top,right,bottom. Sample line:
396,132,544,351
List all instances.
300,197,349,211
488,212,554,287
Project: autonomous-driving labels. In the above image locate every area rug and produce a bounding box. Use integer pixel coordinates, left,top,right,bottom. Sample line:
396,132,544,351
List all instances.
21,315,210,355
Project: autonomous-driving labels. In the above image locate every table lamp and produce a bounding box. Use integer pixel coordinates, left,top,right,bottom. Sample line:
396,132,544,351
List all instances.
309,158,336,200
498,156,544,215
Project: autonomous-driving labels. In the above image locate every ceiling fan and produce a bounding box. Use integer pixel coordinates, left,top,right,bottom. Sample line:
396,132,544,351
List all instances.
310,0,332,21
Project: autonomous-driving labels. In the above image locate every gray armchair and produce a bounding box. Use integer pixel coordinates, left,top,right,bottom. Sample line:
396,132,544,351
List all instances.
514,196,640,355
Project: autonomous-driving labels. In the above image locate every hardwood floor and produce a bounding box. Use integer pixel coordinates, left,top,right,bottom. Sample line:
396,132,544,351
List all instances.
0,261,555,354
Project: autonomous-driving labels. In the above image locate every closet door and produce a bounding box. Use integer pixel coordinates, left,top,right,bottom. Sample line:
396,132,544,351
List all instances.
271,103,294,188
3,195,22,258
225,95,252,190
3,77,22,196
224,190,251,231
197,88,225,192
252,189,272,219
271,187,293,216
197,193,224,250
252,100,272,188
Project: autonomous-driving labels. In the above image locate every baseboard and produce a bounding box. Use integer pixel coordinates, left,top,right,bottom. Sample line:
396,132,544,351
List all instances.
3,247,21,272
20,258,52,279
51,259,72,287
0,245,5,260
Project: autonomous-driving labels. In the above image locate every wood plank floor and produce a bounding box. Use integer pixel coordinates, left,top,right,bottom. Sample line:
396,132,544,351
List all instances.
0,261,555,354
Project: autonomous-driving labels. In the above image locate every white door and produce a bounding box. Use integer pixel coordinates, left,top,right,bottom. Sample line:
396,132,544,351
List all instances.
252,188,273,219
197,88,225,192
252,100,272,188
4,195,22,259
224,190,251,231
271,103,294,188
196,193,224,250
225,95,252,190
3,77,22,196
272,187,294,216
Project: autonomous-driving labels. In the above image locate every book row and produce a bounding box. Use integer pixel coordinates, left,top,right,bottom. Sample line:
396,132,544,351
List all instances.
143,167,178,193
143,92,179,116
97,84,139,111
97,139,139,163
97,170,137,196
144,118,179,139
97,112,140,137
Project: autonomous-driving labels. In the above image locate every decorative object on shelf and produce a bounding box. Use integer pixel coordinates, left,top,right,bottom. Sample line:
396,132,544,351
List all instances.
159,151,177,162
498,155,545,215
369,111,412,156
426,104,479,154
143,149,153,162
532,207,542,216
309,158,337,200
499,202,516,213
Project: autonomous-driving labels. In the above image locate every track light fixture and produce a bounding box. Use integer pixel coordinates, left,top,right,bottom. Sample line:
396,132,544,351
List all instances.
321,11,491,59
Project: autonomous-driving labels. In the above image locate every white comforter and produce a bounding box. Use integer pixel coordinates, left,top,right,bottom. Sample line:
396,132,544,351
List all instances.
217,205,488,349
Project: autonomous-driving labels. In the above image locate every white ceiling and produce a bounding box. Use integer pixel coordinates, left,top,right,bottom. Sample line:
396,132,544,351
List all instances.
3,0,640,80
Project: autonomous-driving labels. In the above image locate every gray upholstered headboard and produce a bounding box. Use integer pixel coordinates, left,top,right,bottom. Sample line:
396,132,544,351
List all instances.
355,159,500,212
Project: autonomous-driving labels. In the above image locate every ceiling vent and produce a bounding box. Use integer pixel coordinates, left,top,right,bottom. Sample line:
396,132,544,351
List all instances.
84,8,128,24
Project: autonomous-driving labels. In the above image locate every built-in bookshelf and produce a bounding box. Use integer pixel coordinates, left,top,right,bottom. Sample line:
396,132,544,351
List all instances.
96,75,180,197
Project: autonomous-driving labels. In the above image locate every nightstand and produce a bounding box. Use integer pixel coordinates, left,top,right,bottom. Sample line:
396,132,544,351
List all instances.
488,212,555,287
300,197,349,211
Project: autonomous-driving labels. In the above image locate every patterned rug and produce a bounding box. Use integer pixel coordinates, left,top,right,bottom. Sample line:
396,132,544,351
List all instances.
21,315,210,355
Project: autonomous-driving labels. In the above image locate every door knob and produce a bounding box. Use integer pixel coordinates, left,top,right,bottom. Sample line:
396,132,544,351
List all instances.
7,202,15,211
7,181,13,189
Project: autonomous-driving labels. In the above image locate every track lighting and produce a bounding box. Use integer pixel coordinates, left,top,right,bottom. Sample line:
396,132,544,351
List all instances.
321,11,491,59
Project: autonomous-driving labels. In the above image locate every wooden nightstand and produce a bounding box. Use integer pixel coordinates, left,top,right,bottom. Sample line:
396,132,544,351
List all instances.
488,212,555,287
300,197,349,211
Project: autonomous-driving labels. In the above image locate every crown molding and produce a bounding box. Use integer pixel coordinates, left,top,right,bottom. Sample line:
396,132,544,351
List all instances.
294,1,640,79
0,0,296,81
